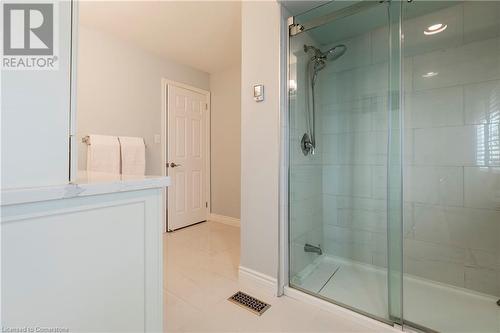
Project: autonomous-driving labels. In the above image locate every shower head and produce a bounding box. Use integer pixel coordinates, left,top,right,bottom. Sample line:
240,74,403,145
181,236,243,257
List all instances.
324,44,347,61
304,44,347,75
304,44,347,62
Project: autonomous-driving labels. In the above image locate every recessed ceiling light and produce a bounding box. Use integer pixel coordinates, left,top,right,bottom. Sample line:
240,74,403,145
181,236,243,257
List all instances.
422,71,438,78
424,23,447,35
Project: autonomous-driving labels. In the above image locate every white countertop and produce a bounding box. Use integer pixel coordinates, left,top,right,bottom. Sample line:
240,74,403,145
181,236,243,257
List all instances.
1,171,170,206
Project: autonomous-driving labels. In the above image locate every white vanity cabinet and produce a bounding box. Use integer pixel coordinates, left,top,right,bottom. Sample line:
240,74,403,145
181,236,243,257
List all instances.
1,175,169,332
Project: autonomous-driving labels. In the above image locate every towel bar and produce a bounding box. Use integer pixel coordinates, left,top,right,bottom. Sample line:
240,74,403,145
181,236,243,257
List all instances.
82,135,147,147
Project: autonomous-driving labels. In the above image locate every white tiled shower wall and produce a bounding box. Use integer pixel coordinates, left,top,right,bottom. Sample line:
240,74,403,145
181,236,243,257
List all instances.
317,2,500,296
315,13,393,269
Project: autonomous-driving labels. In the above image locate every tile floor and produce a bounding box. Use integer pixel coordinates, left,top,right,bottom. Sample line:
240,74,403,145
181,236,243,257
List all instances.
163,220,395,332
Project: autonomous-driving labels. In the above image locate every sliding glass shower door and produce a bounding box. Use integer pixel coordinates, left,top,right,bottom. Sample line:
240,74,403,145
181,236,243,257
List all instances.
288,0,403,324
402,1,500,332
288,1,500,332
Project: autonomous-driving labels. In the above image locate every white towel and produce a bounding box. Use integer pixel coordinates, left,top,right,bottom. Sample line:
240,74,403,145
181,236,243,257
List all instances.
118,136,146,175
86,134,121,174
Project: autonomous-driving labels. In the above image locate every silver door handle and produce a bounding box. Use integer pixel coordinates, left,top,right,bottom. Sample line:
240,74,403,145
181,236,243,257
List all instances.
169,162,182,168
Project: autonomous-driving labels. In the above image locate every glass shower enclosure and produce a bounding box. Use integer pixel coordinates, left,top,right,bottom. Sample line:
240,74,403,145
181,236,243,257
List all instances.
287,1,500,332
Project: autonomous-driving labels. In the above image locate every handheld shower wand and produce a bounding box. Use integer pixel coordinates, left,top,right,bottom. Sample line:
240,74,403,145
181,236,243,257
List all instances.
301,44,346,156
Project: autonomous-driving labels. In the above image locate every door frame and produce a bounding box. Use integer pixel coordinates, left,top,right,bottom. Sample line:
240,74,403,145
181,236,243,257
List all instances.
161,78,211,232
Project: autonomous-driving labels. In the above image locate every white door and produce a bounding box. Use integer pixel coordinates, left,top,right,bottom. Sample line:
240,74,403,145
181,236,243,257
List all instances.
167,85,209,230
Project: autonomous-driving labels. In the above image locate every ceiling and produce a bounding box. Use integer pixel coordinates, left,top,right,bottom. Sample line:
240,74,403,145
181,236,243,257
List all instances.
279,0,329,16
79,1,241,74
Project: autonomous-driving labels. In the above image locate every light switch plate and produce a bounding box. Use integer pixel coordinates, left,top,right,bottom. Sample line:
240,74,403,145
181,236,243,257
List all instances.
154,134,161,144
253,84,264,102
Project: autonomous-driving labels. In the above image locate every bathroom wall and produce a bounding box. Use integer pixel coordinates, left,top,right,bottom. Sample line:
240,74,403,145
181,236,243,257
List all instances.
317,2,500,297
240,0,281,280
210,66,242,219
77,25,210,176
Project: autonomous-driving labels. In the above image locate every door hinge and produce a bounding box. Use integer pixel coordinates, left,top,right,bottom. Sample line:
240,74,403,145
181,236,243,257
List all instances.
205,103,208,110
205,202,208,208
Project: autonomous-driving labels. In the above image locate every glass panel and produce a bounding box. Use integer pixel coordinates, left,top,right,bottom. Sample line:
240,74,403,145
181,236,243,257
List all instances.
402,1,500,332
288,1,402,323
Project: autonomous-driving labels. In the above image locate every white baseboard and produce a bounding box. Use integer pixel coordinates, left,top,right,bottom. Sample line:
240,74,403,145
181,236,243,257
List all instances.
284,286,399,332
208,213,240,227
238,266,278,296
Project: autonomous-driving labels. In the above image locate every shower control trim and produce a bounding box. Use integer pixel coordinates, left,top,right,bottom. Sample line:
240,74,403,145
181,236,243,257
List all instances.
301,133,315,156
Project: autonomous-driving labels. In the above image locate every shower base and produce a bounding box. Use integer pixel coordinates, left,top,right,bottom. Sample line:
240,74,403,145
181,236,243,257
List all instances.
291,256,500,333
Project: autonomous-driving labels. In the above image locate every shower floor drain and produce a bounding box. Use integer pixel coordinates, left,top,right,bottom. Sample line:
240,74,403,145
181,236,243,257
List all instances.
228,291,271,316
